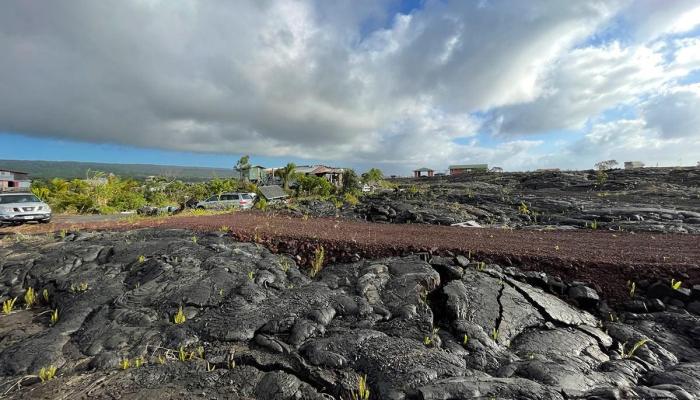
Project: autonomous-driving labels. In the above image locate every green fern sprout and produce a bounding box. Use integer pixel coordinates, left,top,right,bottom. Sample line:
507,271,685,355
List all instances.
351,374,370,400
280,259,290,273
42,288,49,303
38,365,57,382
50,309,59,326
671,279,682,290
70,282,89,293
463,334,469,346
173,306,186,324
491,328,500,342
177,346,194,362
24,287,37,309
2,297,17,315
138,255,146,263
247,271,255,281
119,358,131,370
628,281,636,298
309,246,325,278
518,202,530,214
191,236,198,244
622,339,650,358
134,356,145,368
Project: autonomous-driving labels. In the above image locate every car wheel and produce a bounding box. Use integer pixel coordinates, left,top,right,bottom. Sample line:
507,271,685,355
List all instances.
39,219,51,224
197,206,206,210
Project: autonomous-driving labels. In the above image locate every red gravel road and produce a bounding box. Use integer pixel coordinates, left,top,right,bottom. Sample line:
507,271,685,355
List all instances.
5,212,700,301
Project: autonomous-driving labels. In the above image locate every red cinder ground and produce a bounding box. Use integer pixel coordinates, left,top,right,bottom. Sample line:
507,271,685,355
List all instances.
6,212,699,302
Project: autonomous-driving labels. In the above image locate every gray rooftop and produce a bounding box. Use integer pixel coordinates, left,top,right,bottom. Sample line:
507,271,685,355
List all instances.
258,185,288,200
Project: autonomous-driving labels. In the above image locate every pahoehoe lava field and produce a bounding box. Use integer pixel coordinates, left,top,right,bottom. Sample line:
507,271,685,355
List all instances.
1,168,699,399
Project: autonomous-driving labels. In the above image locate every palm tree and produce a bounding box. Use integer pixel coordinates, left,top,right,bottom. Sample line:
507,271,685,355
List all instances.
276,163,296,190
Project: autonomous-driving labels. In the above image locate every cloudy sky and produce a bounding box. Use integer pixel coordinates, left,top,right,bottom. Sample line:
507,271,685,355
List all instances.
1,0,699,174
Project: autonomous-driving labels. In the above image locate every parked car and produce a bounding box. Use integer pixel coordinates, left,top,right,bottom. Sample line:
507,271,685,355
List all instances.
0,193,52,225
195,192,254,210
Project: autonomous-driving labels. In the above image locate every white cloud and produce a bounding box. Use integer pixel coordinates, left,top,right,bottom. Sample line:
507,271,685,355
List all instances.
621,0,700,40
672,38,700,70
535,117,700,170
487,42,671,135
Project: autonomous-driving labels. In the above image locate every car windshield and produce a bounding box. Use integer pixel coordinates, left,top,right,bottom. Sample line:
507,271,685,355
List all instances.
0,194,41,204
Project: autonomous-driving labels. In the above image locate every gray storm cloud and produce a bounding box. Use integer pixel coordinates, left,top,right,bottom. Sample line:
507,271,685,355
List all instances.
0,0,699,170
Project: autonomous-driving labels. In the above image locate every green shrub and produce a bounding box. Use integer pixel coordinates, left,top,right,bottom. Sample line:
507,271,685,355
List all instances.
255,197,268,210
31,171,262,215
297,175,334,197
343,192,359,206
342,169,361,194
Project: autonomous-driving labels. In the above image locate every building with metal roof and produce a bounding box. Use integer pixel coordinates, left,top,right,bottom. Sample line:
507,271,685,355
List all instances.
449,164,488,175
258,185,288,203
413,167,434,177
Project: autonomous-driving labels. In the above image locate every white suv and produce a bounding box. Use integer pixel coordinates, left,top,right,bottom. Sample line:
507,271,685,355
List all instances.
0,193,52,225
195,192,254,210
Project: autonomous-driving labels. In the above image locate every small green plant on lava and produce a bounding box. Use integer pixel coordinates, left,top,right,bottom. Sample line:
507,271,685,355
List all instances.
309,246,325,278
38,365,57,383
491,328,500,343
351,374,370,400
70,282,89,293
2,297,17,315
621,339,650,358
518,202,530,215
628,281,636,298
24,287,37,309
178,346,195,362
173,306,186,324
423,327,439,347
134,356,145,368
